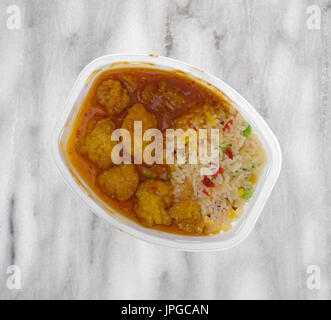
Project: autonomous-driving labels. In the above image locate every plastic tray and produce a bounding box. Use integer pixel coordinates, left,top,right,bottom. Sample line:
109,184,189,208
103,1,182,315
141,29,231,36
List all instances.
51,54,282,251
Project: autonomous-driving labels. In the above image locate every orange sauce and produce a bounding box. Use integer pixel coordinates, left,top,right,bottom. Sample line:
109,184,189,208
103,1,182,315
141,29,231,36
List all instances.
67,68,229,236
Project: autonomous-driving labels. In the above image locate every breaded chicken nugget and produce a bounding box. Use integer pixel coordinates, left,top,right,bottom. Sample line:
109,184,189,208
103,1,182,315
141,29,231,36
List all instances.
135,180,173,227
169,200,204,234
98,164,139,201
75,118,116,169
121,103,158,158
96,79,130,115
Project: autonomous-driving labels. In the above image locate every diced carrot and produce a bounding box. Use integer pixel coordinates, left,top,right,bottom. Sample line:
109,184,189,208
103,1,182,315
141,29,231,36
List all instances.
203,189,209,196
213,167,224,178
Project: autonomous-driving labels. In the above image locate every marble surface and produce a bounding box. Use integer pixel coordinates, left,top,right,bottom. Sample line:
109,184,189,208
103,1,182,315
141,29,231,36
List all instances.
0,0,330,300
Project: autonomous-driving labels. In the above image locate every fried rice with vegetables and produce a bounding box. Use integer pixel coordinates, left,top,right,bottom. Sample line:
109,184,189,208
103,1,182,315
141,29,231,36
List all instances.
169,104,266,233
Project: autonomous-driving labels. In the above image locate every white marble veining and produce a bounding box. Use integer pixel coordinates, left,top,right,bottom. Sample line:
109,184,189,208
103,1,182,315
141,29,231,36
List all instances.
0,0,330,299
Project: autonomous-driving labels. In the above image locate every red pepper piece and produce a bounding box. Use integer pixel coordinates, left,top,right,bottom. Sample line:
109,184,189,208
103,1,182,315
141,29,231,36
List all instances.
202,176,215,188
226,148,233,160
223,119,233,133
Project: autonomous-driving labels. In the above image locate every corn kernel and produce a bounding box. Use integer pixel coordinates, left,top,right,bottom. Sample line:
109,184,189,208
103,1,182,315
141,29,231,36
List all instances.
229,207,237,220
238,187,244,197
250,173,256,184
203,105,216,125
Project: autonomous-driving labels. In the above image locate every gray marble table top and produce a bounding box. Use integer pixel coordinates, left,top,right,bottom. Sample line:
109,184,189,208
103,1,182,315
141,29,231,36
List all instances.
0,0,330,299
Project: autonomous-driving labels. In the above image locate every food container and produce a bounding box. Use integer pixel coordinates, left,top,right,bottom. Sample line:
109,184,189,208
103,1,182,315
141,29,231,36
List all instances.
51,54,282,251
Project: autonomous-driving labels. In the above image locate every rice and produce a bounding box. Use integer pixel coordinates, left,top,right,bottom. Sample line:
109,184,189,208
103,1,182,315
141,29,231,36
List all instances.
169,106,266,232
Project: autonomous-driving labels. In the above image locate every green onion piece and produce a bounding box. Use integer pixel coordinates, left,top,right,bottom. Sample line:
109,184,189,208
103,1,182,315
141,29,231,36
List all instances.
243,124,251,137
142,167,158,179
241,186,253,200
